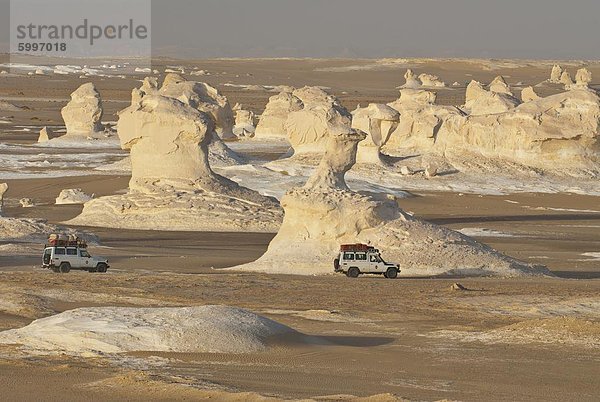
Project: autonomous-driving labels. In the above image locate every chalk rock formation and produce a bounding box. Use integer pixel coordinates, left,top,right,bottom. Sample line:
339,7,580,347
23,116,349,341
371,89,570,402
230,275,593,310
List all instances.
488,76,512,95
19,198,34,208
574,68,592,89
0,306,297,356
464,81,520,116
69,91,281,232
254,91,303,139
236,124,542,276
560,71,574,89
284,86,352,154
0,183,7,216
419,73,446,88
550,65,563,83
55,189,93,205
157,74,236,140
37,126,57,142
521,86,540,103
386,89,463,149
232,103,257,138
401,69,420,89
436,89,600,173
60,83,104,137
352,104,399,165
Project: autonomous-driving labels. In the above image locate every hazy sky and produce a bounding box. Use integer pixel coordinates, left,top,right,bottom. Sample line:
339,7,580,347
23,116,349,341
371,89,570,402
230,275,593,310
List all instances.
1,0,599,59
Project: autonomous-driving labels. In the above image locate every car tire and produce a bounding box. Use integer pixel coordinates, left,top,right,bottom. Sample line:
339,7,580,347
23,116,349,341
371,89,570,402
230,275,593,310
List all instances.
385,267,398,279
59,262,71,273
347,267,360,278
96,263,108,273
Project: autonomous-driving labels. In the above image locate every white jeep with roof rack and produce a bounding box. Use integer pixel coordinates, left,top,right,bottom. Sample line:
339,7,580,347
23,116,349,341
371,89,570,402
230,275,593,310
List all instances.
42,234,109,273
334,244,400,279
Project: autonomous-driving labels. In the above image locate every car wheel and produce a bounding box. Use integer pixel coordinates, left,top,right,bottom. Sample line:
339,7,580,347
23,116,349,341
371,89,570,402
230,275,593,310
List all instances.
96,263,108,273
347,267,360,278
59,262,71,273
385,267,398,279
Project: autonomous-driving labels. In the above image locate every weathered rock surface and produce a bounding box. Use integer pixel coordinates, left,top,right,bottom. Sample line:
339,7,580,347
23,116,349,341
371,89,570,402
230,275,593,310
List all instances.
60,83,104,137
419,73,446,88
254,91,303,139
352,104,399,165
521,86,540,103
401,69,421,89
464,81,520,116
284,86,352,154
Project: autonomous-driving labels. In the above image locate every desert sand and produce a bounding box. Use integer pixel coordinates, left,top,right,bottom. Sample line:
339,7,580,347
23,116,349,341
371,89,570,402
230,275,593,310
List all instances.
0,55,599,401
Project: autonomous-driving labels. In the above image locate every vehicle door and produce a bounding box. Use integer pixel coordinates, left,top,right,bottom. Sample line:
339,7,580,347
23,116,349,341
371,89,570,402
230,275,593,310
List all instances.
369,253,383,272
355,252,368,271
342,252,355,270
43,248,52,266
65,247,80,267
52,247,66,266
79,249,93,268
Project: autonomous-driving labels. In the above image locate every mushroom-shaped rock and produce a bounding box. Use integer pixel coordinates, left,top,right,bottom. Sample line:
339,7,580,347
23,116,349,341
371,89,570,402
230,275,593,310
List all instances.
69,92,282,232
60,83,104,137
254,91,303,139
284,86,352,155
234,122,543,277
401,69,421,89
352,104,399,165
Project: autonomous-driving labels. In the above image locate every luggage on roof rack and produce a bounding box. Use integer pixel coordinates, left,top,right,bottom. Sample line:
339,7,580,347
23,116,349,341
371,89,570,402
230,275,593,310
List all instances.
46,233,87,248
340,243,374,252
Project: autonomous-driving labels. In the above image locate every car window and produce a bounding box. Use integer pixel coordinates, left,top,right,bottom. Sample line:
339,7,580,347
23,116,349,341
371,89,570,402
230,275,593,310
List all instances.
44,249,52,256
343,252,354,260
80,250,90,258
66,248,77,256
356,253,367,261
55,248,65,255
370,255,379,262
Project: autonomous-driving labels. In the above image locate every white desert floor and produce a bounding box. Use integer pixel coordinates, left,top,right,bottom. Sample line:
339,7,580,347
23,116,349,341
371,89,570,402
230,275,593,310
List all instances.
0,56,599,401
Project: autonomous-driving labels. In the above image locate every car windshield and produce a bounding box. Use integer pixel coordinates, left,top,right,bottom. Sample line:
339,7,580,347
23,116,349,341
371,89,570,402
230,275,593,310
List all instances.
80,250,91,258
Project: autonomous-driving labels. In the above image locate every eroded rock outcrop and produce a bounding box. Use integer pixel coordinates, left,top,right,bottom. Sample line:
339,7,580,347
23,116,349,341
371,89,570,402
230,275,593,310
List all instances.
436,89,600,173
68,90,282,232
37,126,57,143
254,91,303,139
574,68,592,89
61,83,104,137
401,69,420,89
386,89,463,149
235,124,543,276
488,76,512,96
352,104,399,165
521,86,540,103
550,65,563,83
464,80,520,116
560,71,574,89
284,86,352,154
0,183,7,216
419,73,446,88
232,103,257,138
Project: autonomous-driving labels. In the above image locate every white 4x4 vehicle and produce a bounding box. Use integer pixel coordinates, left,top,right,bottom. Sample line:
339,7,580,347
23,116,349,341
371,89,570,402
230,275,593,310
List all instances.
334,244,400,279
42,246,109,273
